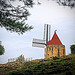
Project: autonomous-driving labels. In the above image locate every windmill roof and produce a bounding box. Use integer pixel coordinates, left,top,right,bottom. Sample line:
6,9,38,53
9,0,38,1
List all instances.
46,31,62,46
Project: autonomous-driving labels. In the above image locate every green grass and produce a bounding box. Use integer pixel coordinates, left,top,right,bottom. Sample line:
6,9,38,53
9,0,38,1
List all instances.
0,54,75,75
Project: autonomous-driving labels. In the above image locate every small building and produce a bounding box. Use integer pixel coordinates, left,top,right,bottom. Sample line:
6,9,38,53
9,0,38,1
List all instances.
46,31,65,58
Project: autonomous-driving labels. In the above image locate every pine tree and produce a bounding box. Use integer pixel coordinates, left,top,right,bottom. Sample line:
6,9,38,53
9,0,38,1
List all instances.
0,0,34,34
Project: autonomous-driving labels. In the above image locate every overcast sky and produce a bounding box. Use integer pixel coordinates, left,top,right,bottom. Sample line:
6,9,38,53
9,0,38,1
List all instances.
0,0,75,64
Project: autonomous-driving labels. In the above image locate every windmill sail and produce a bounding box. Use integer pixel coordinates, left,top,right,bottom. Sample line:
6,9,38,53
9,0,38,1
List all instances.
32,39,46,48
32,24,51,58
43,24,51,58
43,24,51,43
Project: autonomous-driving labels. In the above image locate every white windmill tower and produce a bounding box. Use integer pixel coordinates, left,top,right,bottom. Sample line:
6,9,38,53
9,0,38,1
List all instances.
32,24,51,58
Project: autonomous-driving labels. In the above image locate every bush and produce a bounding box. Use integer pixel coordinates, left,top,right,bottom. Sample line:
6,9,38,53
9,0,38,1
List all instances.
23,70,33,75
9,70,24,75
70,45,75,54
0,44,5,55
53,56,59,60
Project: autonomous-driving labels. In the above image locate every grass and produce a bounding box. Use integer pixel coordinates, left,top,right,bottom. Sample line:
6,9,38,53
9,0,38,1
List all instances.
0,54,75,75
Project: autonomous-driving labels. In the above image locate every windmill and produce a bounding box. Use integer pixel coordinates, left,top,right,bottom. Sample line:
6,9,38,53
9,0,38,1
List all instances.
32,24,51,58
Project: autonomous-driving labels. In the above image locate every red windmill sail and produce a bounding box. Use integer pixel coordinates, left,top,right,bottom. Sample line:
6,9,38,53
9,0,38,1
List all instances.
46,32,62,46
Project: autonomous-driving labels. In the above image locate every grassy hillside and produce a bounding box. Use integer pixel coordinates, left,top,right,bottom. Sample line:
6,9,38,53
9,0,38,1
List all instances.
0,54,75,75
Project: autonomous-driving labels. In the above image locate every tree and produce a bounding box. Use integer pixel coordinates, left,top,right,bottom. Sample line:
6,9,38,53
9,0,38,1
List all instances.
0,41,5,55
55,0,75,8
70,44,75,54
16,54,25,61
38,0,75,8
0,0,34,34
0,0,75,34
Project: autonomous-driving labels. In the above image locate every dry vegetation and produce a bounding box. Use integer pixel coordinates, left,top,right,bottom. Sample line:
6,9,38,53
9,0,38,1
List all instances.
0,54,75,75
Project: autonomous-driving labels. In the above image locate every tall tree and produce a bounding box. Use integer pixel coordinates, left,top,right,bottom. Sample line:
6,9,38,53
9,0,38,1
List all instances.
0,41,5,55
0,0,34,34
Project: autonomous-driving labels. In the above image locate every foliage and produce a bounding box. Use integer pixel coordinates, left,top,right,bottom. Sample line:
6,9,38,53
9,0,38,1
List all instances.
55,0,75,8
9,70,24,75
37,0,75,8
70,44,75,54
8,54,75,75
0,0,75,34
0,54,75,75
0,44,5,55
53,56,59,60
0,0,34,34
16,54,25,62
46,0,75,8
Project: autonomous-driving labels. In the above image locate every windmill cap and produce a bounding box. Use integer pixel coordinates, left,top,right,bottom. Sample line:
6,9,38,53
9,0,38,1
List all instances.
46,31,62,46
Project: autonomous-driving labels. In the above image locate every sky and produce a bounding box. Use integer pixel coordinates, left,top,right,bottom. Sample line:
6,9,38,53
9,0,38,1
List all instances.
0,0,75,64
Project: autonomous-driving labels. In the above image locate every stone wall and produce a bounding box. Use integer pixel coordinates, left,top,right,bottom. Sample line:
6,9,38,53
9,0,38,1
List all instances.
46,45,65,59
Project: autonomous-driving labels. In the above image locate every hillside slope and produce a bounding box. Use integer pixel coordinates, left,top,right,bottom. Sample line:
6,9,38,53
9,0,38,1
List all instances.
0,54,75,75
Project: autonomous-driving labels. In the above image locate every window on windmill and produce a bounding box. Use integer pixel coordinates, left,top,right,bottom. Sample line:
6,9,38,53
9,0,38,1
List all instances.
49,48,51,51
48,54,49,56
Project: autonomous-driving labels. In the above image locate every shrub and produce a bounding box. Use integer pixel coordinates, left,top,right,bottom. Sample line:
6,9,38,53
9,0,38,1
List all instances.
0,44,5,55
70,45,75,54
53,56,59,60
23,70,33,75
9,70,24,75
